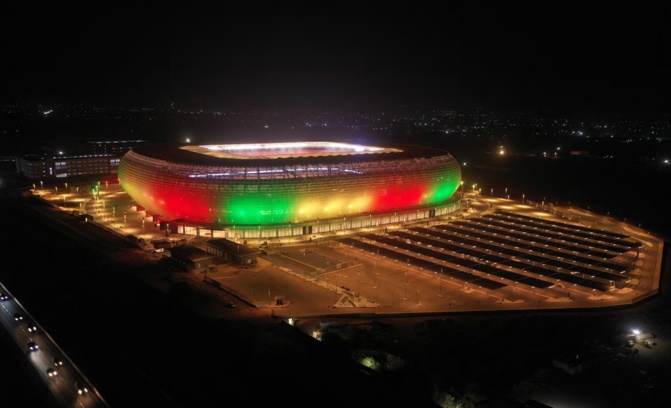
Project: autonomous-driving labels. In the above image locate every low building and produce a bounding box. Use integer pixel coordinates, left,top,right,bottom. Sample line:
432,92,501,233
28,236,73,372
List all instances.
206,238,260,266
168,245,217,272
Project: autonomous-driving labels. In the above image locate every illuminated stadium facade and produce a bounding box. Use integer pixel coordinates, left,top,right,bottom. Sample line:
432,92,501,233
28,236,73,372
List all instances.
118,142,462,240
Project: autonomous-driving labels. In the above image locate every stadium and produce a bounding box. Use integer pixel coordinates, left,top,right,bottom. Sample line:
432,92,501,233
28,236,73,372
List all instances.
117,141,463,240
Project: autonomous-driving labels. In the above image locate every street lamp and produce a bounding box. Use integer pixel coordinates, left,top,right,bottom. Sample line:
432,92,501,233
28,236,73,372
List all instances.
357,270,360,298
373,262,377,289
439,268,443,297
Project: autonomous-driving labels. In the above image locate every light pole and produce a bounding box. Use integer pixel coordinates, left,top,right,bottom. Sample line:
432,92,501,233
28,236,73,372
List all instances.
439,268,443,297
373,262,377,289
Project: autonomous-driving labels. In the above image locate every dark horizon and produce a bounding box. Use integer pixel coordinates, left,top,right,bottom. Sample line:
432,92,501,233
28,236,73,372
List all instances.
2,3,669,117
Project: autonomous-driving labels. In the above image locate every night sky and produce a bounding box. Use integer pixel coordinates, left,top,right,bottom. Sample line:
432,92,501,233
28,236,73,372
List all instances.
2,2,669,114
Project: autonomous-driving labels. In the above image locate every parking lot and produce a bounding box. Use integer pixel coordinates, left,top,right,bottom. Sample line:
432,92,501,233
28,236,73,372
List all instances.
32,184,664,320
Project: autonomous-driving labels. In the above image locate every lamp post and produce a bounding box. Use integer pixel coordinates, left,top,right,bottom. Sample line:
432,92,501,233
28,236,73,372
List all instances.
357,270,360,298
373,262,377,289
439,268,443,297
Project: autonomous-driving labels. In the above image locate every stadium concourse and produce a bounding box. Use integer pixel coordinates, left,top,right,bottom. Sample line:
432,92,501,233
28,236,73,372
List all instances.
31,181,664,322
